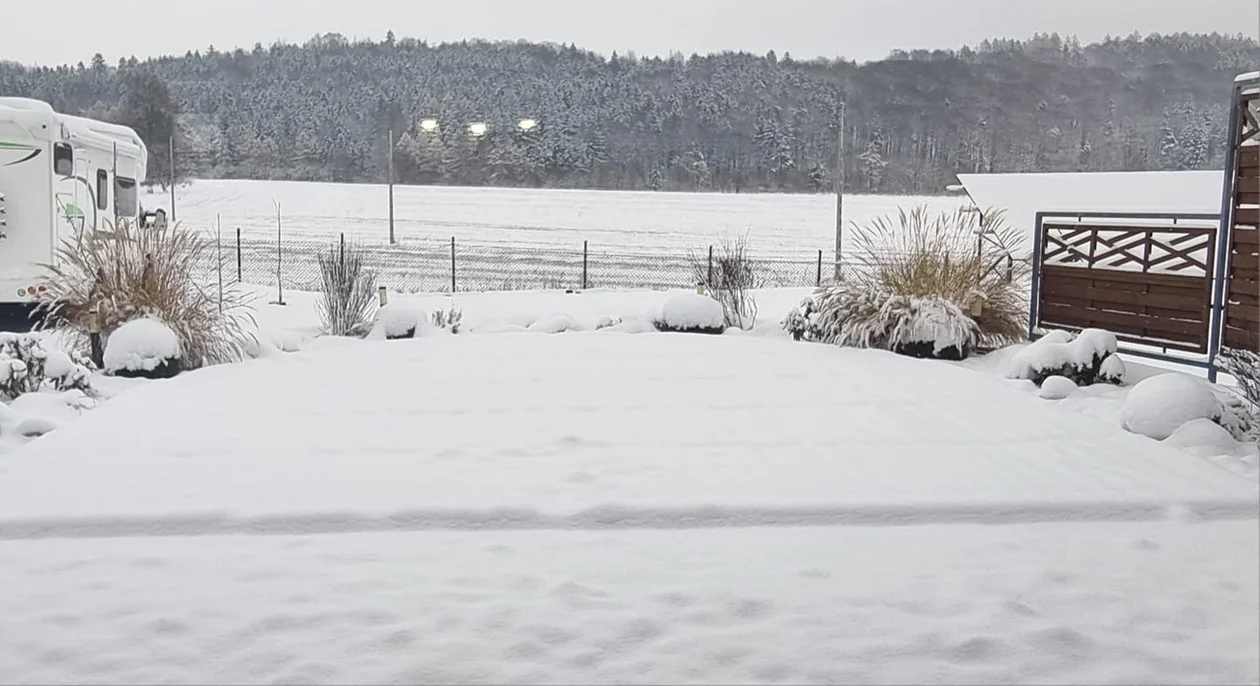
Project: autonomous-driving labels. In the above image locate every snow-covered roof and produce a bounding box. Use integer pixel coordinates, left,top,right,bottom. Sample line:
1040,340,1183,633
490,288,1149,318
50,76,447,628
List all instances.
955,171,1224,249
1235,71,1260,83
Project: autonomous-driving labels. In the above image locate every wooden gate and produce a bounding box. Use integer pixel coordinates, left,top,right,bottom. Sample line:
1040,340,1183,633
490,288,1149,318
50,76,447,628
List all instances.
1032,218,1218,354
1219,81,1260,352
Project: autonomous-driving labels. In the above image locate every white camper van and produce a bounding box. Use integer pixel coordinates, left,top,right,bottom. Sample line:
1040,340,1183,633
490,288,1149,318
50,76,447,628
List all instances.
0,97,148,329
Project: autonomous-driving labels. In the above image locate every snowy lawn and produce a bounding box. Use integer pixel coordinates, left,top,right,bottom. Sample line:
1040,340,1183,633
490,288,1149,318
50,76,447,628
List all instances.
0,522,1256,685
1,286,1258,684
1,332,1255,523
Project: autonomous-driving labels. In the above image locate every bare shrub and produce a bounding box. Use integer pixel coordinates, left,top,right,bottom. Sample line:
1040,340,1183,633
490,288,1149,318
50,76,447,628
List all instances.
317,240,377,336
844,206,1029,348
36,220,255,368
431,305,463,334
690,233,759,330
1221,348,1260,441
1222,348,1260,409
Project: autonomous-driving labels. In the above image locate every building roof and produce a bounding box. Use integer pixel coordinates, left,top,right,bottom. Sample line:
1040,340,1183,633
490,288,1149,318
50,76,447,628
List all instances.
954,170,1224,250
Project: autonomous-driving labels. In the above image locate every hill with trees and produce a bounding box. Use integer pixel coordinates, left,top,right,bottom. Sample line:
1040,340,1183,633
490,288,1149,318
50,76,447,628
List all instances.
2,31,1256,194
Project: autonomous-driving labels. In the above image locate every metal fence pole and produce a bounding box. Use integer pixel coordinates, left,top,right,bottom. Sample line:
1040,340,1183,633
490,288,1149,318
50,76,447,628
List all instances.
236,227,242,283
582,240,588,290
339,232,346,271
816,250,822,286
707,245,714,286
450,236,457,293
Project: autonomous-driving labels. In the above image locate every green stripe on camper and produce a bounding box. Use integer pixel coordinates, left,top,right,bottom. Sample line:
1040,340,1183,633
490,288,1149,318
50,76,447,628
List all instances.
0,141,38,150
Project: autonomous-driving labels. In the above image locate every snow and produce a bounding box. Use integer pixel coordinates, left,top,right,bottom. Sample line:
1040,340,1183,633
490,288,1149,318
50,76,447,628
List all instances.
1,331,1255,522
528,313,581,334
955,171,1223,251
656,292,726,331
1235,71,1260,83
1,285,1258,683
373,302,421,338
0,522,1256,685
1123,373,1224,441
1008,329,1120,382
891,297,978,354
102,318,181,374
1038,376,1077,400
156,179,965,261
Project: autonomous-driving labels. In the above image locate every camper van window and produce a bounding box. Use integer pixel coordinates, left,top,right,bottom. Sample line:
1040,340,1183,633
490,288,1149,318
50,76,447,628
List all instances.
53,144,74,177
96,170,109,211
115,177,138,218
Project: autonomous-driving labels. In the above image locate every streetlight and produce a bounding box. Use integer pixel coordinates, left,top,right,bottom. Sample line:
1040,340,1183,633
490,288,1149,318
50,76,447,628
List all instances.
467,122,488,138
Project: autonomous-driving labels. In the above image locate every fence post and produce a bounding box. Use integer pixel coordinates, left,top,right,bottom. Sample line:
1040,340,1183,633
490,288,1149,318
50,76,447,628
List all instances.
707,245,714,286
582,240,588,290
450,236,456,293
339,232,346,271
816,249,823,286
235,227,242,283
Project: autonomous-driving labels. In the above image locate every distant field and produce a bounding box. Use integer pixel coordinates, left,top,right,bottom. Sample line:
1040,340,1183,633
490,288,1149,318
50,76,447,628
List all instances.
150,179,967,291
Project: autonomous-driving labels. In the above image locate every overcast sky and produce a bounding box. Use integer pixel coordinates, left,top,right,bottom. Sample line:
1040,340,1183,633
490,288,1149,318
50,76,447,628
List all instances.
5,0,1259,67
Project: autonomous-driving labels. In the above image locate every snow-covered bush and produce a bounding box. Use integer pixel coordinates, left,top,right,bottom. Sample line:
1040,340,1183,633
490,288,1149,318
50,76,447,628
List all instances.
655,292,726,334
844,206,1029,348
690,234,759,330
1008,329,1126,387
781,297,820,341
316,240,377,337
431,305,463,334
0,334,94,400
36,219,255,369
373,303,423,340
1038,375,1078,400
529,314,581,334
103,317,182,379
810,282,979,360
1122,373,1223,441
595,315,622,330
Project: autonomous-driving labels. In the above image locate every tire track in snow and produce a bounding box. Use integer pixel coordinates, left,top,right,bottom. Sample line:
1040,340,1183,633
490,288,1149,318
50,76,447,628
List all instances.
0,500,1256,541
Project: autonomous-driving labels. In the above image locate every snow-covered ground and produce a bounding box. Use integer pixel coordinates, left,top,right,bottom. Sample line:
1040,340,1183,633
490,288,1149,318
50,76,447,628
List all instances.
1,286,1257,684
153,179,964,257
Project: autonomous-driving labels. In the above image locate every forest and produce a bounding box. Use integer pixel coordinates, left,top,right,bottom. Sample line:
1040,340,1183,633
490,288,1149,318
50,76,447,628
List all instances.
2,31,1257,194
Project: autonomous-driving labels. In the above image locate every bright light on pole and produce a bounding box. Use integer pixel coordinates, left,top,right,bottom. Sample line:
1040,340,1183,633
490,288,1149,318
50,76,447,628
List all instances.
517,118,539,131
468,122,488,138
419,118,439,132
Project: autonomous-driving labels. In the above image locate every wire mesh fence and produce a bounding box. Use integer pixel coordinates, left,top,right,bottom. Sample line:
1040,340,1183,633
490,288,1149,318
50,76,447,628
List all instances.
196,230,832,294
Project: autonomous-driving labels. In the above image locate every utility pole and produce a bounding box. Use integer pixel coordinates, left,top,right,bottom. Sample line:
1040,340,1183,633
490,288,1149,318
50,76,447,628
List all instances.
387,128,396,244
168,135,177,224
833,102,846,281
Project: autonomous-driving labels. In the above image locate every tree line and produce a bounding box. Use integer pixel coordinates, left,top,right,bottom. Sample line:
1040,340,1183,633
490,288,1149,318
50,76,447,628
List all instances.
2,31,1256,194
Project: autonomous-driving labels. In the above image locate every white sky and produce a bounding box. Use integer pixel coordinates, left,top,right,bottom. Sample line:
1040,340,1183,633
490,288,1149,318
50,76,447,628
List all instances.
5,0,1259,67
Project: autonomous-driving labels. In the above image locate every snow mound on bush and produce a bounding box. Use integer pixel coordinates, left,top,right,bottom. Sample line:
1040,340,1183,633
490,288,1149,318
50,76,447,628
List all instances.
1038,375,1078,400
528,314,581,334
1166,419,1251,458
103,318,181,374
1122,373,1222,441
657,293,726,332
1009,329,1123,385
373,303,423,339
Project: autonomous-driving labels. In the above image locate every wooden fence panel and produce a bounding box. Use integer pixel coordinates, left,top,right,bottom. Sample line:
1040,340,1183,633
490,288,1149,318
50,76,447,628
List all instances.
1037,224,1216,353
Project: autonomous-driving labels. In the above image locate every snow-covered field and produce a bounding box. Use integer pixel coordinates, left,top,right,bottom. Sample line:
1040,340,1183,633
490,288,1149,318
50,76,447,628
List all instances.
152,180,967,291
1,286,1257,684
